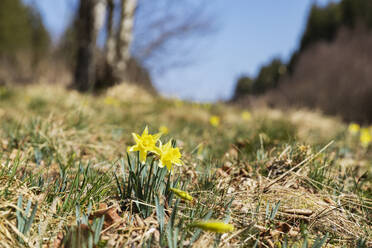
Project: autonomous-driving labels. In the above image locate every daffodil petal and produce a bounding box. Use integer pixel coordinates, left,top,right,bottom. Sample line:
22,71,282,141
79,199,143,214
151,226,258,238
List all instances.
127,145,138,152
153,147,161,155
165,161,172,171
142,126,149,136
139,150,147,164
165,140,172,149
153,132,162,141
132,133,141,143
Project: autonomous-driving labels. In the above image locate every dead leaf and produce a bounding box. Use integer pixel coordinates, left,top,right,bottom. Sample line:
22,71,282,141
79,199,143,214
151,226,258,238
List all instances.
323,197,335,205
277,222,291,233
91,203,122,228
53,232,64,248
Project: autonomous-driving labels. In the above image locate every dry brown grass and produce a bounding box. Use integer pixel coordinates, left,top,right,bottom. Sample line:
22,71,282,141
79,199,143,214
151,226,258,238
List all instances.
0,83,370,247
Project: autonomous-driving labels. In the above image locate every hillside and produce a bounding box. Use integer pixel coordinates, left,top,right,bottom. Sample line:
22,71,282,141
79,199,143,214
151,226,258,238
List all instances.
232,0,372,123
0,84,370,247
263,26,372,123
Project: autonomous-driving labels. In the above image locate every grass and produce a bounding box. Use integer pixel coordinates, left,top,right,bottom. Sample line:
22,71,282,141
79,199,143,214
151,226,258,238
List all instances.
0,83,370,247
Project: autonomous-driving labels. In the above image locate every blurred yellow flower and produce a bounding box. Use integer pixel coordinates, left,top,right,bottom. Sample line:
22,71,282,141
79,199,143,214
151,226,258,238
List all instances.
159,125,169,134
360,128,371,148
170,188,193,201
81,99,89,107
348,123,360,135
127,126,161,163
174,99,183,108
104,96,120,107
197,143,204,156
241,111,251,121
209,115,220,127
190,221,234,233
155,140,183,171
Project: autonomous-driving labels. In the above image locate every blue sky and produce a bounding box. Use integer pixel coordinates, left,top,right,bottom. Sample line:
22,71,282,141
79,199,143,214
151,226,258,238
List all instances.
24,0,337,102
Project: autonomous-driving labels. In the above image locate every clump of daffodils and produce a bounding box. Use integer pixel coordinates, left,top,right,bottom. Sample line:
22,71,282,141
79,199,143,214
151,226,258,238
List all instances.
128,126,183,171
126,127,238,236
347,123,372,148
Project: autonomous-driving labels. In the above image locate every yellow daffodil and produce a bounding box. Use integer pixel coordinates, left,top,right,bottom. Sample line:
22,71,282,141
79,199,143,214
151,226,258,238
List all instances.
174,99,183,108
360,128,371,148
241,111,251,121
155,140,183,171
348,123,360,135
159,125,169,135
104,96,120,107
127,126,162,164
170,188,193,201
190,221,234,233
209,115,220,127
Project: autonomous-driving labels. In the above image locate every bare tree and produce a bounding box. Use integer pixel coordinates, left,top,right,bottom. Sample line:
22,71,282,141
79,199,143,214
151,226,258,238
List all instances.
73,0,214,91
97,0,139,88
74,0,106,92
104,0,115,70
132,0,214,72
115,0,138,77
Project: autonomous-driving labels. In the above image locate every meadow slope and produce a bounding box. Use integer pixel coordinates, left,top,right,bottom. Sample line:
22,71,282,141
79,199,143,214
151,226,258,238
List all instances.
0,83,370,247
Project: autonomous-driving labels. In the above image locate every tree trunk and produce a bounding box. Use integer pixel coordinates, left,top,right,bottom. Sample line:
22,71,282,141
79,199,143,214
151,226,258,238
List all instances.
74,0,105,92
115,0,138,80
105,0,116,68
97,0,117,88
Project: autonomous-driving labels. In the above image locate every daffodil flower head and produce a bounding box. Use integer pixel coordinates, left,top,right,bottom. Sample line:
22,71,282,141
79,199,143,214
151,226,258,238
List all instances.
156,140,183,171
174,99,183,108
104,96,120,107
348,123,360,135
241,111,251,121
159,125,169,134
190,221,234,233
360,128,371,148
209,115,220,127
170,188,193,201
127,126,162,164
